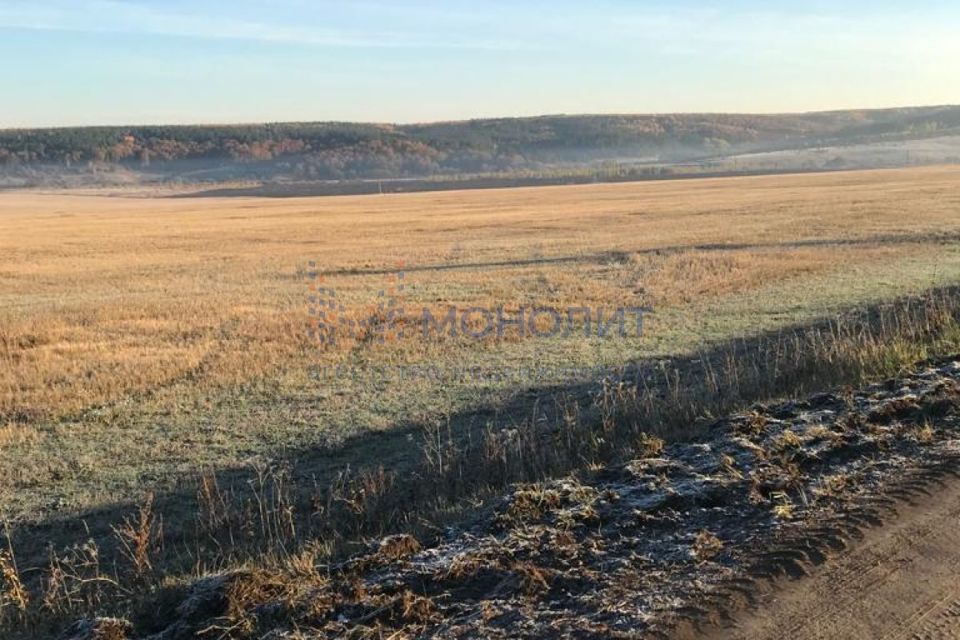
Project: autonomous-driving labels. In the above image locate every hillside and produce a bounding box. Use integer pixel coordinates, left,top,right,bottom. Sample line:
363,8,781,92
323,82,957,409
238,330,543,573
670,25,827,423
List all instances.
2,106,960,188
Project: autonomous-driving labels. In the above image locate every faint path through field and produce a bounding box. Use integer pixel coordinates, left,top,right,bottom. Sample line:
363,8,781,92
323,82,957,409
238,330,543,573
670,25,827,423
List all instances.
702,473,960,640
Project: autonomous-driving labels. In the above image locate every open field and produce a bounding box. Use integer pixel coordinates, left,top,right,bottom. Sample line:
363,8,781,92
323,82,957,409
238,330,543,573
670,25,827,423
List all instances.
3,166,960,636
3,166,960,522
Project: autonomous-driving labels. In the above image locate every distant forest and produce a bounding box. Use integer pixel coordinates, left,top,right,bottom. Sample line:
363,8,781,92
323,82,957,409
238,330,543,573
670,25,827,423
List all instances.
2,106,959,185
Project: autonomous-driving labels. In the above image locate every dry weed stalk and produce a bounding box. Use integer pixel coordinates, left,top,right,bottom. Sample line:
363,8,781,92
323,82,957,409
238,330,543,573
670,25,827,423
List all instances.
42,540,116,616
0,528,28,619
112,491,160,583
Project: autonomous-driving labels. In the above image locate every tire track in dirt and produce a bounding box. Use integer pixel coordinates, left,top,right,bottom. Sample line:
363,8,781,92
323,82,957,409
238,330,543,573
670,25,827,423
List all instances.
686,464,960,640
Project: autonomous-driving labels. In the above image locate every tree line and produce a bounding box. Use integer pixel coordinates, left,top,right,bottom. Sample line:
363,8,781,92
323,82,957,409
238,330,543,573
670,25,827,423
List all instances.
1,107,958,180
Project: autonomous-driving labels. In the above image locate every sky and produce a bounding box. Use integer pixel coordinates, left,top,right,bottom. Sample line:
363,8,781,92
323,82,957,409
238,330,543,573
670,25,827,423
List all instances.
1,0,958,128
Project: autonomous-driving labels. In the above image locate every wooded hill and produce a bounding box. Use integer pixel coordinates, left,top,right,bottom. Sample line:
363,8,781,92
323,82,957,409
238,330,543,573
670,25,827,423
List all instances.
2,105,959,182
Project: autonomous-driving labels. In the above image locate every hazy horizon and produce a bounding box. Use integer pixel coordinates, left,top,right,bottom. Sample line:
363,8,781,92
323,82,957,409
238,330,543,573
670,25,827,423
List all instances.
2,1,959,128
7,102,960,133
1,101,959,132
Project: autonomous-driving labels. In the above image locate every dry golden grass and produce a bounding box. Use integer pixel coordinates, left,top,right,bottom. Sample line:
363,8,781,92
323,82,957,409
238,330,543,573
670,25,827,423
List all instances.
1,166,960,521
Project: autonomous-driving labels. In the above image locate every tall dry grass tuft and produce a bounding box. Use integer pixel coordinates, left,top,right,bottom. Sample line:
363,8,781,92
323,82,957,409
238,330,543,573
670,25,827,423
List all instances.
0,528,28,624
42,540,117,618
197,471,230,536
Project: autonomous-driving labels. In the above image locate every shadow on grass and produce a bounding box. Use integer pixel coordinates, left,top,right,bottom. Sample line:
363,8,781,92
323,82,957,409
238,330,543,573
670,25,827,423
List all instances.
318,230,960,277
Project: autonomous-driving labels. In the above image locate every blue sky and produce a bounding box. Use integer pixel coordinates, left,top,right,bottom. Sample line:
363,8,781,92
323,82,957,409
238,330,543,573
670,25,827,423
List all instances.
1,1,958,127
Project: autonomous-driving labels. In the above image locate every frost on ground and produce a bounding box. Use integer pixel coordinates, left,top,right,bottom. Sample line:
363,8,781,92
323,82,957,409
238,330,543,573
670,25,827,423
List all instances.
66,358,960,639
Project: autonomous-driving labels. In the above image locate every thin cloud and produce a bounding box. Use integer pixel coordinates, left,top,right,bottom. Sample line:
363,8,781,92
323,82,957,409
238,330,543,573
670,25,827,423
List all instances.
5,1,953,59
0,0,537,50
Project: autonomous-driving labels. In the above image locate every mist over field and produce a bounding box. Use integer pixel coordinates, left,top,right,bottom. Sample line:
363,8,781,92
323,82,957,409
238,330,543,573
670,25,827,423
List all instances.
3,105,960,191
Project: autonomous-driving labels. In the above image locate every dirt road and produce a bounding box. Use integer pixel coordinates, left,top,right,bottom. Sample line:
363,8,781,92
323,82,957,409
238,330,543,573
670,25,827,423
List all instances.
706,472,960,640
